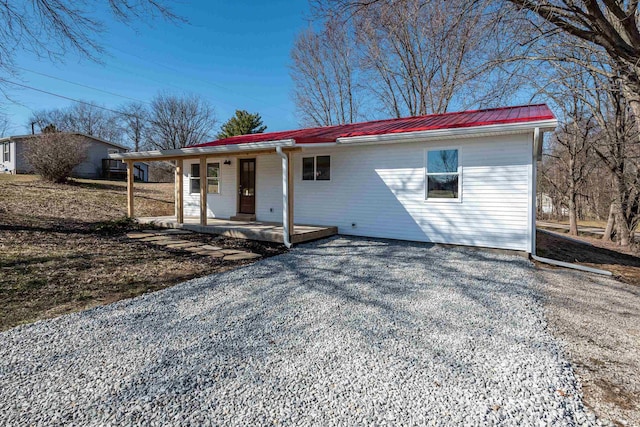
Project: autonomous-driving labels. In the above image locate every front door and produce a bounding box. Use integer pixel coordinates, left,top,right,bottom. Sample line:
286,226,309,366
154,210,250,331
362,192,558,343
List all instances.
238,159,256,214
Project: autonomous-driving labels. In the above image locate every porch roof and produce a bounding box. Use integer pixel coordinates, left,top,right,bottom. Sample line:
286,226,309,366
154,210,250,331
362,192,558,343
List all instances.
109,104,557,161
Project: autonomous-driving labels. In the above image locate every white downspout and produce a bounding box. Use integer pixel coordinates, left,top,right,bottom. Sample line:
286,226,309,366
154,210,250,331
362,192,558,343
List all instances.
530,128,611,276
531,254,612,276
276,146,292,248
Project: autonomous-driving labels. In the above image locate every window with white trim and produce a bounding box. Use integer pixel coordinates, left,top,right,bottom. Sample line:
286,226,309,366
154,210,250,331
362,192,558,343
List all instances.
3,143,9,162
190,162,221,194
190,163,201,194
426,149,459,200
206,162,220,194
302,155,330,181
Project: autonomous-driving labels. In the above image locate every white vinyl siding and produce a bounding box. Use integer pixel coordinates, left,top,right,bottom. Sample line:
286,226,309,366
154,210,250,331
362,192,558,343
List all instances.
1,141,15,173
293,133,532,251
181,133,533,251
183,157,237,219
255,155,284,222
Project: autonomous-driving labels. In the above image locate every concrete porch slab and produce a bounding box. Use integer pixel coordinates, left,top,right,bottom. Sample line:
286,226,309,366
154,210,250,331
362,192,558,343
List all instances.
137,216,338,245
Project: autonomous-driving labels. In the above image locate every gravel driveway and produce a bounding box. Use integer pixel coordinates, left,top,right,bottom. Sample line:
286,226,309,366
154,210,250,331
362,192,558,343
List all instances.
0,237,598,426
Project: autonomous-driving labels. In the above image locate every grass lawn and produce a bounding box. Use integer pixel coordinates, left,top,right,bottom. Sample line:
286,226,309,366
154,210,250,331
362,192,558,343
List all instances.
0,175,285,331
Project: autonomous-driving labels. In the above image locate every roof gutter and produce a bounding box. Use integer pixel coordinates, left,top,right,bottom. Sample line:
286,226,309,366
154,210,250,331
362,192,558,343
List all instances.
335,119,558,146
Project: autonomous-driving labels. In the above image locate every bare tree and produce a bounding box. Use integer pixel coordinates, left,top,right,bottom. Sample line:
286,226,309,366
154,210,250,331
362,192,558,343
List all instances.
145,93,216,150
590,78,640,246
546,51,640,246
542,113,596,235
505,1,640,131
119,102,149,151
30,102,124,143
0,1,181,83
0,113,10,137
306,0,530,120
504,18,640,245
532,56,602,234
291,16,362,126
23,133,87,183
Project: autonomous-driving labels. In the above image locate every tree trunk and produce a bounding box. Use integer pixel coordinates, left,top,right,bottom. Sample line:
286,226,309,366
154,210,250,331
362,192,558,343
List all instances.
616,212,631,246
611,173,632,246
603,203,616,242
568,183,578,236
622,79,640,140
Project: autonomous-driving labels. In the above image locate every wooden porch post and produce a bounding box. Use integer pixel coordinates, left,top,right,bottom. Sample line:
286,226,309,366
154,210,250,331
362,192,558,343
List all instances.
175,159,184,224
287,151,294,237
199,156,207,226
126,160,134,218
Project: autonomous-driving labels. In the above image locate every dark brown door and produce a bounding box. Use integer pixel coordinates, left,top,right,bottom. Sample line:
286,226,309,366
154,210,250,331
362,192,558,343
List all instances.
239,159,256,214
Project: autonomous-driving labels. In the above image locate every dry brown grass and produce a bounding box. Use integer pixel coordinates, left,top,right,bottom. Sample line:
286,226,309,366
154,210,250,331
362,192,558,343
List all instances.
542,218,609,229
0,175,175,222
0,175,284,331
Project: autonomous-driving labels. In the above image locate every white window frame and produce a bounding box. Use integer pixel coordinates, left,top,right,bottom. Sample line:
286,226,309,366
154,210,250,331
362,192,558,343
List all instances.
189,163,201,194
302,155,331,181
206,162,221,195
424,146,462,203
3,143,9,162
189,162,221,194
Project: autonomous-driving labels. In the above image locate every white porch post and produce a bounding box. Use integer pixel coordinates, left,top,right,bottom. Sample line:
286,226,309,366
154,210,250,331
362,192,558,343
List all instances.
276,147,292,247
175,159,184,224
199,156,207,226
126,160,134,218
287,151,294,236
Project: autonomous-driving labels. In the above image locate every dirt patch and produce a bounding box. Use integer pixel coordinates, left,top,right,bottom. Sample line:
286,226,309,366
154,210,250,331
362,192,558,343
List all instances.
539,267,640,426
537,230,640,286
537,229,640,425
0,176,286,331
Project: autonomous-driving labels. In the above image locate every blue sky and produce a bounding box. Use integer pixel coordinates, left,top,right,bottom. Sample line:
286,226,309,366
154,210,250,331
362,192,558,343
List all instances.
4,1,313,136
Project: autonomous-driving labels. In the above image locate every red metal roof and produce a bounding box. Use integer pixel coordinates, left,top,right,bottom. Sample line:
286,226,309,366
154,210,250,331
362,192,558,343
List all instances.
193,104,554,148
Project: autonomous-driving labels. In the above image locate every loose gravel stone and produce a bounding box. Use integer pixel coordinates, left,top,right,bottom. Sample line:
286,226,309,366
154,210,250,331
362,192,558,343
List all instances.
540,268,639,426
0,237,601,426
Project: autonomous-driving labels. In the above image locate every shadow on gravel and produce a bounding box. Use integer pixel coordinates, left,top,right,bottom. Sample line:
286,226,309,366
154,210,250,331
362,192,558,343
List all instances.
84,236,549,401
3,235,599,425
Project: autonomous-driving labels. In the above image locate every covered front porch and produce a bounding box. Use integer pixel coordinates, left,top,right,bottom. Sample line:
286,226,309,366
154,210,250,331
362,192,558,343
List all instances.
113,142,336,247
138,216,337,244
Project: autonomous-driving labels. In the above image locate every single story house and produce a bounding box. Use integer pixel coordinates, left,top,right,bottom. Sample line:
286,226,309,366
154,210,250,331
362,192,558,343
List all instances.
1,132,149,181
111,104,557,253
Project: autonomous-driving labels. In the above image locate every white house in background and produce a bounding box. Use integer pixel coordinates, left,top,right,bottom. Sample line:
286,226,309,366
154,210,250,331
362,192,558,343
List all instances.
0,133,149,181
537,193,569,216
110,104,557,253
